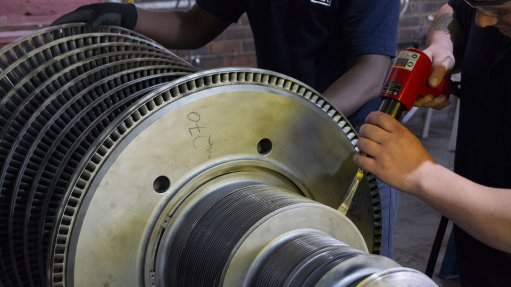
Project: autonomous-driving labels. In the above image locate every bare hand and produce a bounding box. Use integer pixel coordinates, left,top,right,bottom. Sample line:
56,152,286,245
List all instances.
414,46,456,109
353,112,435,192
415,94,450,110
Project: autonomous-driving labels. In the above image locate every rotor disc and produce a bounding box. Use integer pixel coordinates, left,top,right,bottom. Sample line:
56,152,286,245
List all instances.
0,25,383,287
57,68,380,286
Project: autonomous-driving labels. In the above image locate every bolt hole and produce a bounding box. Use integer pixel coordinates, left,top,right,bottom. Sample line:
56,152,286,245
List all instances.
153,176,171,193
257,138,273,155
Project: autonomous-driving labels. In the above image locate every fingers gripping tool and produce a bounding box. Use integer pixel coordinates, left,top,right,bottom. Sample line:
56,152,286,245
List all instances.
339,48,453,214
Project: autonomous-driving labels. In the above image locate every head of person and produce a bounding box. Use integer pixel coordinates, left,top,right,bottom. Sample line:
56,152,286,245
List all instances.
465,0,511,36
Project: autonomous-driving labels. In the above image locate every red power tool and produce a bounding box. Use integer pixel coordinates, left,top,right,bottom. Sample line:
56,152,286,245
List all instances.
339,47,453,215
379,47,453,118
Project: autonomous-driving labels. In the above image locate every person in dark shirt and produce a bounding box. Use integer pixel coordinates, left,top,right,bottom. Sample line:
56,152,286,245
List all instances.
53,0,401,257
354,0,511,285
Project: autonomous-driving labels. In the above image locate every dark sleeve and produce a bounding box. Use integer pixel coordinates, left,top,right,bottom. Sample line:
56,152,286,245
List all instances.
343,0,399,58
196,0,245,23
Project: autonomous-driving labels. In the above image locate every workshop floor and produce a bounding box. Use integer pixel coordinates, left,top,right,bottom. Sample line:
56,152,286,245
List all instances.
392,101,461,287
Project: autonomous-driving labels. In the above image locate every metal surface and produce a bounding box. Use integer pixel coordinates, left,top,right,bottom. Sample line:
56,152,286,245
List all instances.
245,229,366,287
0,24,167,69
0,24,438,287
0,24,195,287
224,210,365,286
356,267,439,287
61,70,379,286
4,83,175,284
316,254,400,287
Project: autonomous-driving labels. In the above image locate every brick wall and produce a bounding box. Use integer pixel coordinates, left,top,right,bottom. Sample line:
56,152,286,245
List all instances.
398,0,447,48
0,0,100,48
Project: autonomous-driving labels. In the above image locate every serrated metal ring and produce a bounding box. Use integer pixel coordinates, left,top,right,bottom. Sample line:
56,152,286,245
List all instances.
0,26,385,287
54,67,381,286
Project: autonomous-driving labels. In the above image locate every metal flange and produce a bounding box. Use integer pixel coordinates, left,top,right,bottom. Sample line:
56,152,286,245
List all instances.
56,68,381,286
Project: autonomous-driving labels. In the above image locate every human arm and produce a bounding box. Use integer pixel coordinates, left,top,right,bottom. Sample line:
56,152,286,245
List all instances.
416,3,465,109
322,55,391,117
52,3,230,50
353,111,511,253
134,5,230,49
320,0,398,117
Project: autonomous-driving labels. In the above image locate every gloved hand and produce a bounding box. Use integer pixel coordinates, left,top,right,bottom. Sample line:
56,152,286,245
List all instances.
52,3,138,31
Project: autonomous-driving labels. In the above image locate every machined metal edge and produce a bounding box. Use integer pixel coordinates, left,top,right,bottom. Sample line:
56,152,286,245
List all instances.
0,24,170,68
0,62,191,286
47,67,382,286
0,32,179,91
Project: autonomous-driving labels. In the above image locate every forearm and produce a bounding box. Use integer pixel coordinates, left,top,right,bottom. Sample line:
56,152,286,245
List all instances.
355,112,511,253
322,54,391,116
413,162,511,253
135,9,194,48
134,6,229,49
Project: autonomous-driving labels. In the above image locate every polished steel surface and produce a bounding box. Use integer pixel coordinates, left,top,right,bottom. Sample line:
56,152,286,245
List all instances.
356,267,439,287
316,253,400,287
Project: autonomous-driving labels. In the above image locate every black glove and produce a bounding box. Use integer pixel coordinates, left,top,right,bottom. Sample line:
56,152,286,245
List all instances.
51,3,138,31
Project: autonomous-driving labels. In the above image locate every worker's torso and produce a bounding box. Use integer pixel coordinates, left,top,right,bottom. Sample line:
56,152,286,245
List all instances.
449,1,511,286
242,0,346,92
454,0,511,189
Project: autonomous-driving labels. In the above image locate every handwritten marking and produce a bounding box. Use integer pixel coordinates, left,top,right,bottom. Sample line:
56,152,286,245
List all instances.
186,112,213,159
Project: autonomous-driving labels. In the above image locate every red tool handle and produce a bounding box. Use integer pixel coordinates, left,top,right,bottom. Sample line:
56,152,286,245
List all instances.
379,48,453,119
420,76,453,101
